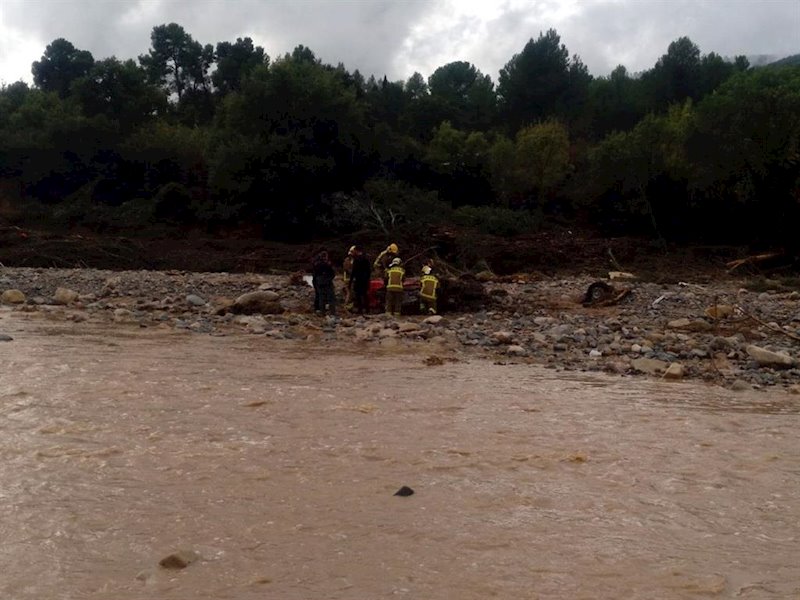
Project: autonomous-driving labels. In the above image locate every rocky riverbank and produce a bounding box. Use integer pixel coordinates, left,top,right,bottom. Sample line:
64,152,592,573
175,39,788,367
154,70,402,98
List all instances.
2,267,799,393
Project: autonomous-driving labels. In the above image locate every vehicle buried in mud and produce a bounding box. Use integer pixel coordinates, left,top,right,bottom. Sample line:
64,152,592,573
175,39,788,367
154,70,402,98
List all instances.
368,274,487,314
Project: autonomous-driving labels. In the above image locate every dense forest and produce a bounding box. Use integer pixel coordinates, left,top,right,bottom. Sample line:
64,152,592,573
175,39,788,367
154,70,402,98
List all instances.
1,24,798,248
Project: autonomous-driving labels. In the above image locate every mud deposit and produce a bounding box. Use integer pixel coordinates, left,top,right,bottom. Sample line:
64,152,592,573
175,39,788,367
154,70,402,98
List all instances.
1,314,798,599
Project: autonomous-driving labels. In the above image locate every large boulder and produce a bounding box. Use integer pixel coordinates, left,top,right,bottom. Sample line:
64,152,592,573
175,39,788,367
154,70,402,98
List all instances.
745,345,795,368
663,362,685,380
1,289,26,304
630,357,669,375
231,291,283,315
53,287,79,305
185,294,207,307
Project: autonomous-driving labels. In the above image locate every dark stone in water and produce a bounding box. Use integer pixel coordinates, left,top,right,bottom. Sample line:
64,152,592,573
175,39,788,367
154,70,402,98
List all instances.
159,549,199,569
394,486,414,497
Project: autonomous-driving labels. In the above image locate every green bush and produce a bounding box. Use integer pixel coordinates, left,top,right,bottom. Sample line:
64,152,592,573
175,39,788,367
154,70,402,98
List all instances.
153,182,194,222
453,205,540,236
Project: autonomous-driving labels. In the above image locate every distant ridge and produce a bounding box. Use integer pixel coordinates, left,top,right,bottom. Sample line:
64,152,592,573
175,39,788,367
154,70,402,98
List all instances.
766,54,800,67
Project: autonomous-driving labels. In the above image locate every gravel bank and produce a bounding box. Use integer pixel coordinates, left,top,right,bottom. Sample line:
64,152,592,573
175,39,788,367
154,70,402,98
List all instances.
2,267,799,392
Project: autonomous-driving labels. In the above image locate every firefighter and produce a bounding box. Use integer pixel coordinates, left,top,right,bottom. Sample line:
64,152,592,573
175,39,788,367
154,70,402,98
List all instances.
342,245,356,309
419,264,439,314
373,243,399,273
384,257,405,316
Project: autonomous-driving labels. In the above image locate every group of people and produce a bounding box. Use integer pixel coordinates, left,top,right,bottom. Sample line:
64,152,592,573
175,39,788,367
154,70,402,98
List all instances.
311,243,439,317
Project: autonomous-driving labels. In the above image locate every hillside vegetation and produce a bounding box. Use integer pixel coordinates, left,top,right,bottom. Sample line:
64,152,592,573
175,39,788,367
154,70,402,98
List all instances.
1,26,798,256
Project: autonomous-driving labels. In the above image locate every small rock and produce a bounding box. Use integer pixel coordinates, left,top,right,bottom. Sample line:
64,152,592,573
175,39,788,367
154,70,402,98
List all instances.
492,331,514,344
667,318,691,330
710,336,733,351
0,333,13,341
423,315,444,325
135,569,155,583
663,363,684,380
630,344,642,353
667,318,712,332
159,549,200,570
704,304,734,319
531,332,547,344
788,384,800,395
731,379,751,392
378,328,397,338
507,345,526,356
1,289,26,304
746,345,795,368
398,322,420,333
423,355,445,366
394,486,414,497
186,294,207,307
53,287,79,305
104,276,121,289
354,328,373,341
589,349,603,359
113,308,134,321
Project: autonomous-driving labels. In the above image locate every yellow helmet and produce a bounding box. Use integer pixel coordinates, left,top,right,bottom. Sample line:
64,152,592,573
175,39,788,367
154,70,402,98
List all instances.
388,243,398,254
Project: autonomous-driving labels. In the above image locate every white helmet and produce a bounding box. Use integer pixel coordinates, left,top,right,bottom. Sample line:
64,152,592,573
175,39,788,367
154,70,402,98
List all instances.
422,266,432,275
390,258,402,267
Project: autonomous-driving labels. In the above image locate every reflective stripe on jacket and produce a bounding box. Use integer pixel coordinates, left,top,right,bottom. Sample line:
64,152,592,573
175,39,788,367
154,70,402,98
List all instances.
386,266,405,291
342,256,353,283
419,274,439,300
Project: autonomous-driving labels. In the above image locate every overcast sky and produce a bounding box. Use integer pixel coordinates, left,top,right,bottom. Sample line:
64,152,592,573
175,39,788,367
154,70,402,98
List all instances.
1,0,798,86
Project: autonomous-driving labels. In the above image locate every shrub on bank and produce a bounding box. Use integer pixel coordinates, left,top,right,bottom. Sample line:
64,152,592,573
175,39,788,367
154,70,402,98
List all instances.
453,205,540,237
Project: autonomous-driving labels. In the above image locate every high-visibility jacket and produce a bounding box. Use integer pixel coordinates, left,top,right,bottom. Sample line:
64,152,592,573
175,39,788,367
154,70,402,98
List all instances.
419,274,439,300
342,256,353,283
385,266,405,291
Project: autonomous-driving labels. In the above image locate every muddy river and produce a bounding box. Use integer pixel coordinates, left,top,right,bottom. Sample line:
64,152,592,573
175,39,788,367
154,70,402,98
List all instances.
1,312,798,599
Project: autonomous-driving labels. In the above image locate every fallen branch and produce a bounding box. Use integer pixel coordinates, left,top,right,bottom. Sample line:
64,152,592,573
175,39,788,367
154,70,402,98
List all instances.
607,248,624,271
726,252,783,273
734,304,800,342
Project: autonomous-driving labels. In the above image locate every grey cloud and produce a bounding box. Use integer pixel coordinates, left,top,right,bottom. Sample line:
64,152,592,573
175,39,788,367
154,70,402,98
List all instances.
560,0,800,75
1,0,798,85
3,0,435,80
395,0,798,83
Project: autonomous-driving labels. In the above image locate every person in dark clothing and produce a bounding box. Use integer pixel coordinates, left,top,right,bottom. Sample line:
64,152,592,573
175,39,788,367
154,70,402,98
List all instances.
312,249,336,315
311,249,324,313
349,246,372,314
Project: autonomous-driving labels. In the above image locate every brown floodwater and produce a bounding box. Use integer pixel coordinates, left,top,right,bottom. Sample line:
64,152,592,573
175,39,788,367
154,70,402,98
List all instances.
1,312,799,599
